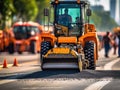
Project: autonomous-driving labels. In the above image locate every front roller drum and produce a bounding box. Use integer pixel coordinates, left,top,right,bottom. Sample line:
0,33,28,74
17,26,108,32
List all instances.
41,55,79,70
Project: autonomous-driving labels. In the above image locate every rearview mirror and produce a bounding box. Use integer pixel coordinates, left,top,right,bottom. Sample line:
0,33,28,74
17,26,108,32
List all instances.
86,9,92,16
44,8,49,16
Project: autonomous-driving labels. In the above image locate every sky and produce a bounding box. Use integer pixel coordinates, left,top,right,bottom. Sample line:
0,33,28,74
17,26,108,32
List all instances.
88,0,110,11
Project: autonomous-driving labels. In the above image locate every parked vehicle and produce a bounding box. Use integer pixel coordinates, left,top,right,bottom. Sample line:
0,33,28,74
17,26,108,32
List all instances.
0,30,10,52
8,21,43,54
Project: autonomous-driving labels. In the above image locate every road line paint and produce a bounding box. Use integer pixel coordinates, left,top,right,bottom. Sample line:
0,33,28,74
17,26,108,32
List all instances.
84,79,112,90
104,58,120,70
0,79,17,85
22,87,62,90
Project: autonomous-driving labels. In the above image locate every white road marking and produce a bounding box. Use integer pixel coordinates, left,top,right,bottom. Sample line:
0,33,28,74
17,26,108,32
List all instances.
84,78,112,90
0,80,17,85
85,58,119,90
104,58,120,70
21,86,62,90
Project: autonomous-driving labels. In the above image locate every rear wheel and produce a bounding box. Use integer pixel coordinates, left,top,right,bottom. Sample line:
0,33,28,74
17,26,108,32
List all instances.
84,41,95,70
18,51,22,54
41,41,51,55
8,43,14,54
30,41,37,54
0,49,2,53
40,41,52,70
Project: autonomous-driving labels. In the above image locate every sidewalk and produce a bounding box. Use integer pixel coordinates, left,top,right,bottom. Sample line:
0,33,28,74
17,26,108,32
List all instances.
0,60,41,75
96,48,119,70
98,47,118,59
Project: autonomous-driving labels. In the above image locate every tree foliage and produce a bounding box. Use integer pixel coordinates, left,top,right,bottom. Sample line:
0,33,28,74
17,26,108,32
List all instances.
36,0,50,24
0,0,14,29
91,11,118,31
0,0,118,31
13,0,38,21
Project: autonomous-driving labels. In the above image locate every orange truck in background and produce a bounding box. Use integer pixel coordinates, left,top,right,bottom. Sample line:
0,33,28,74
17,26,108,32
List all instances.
0,30,10,52
0,30,4,52
8,21,43,54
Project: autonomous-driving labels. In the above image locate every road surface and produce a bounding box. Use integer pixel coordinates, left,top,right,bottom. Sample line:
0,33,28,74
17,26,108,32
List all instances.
0,49,120,90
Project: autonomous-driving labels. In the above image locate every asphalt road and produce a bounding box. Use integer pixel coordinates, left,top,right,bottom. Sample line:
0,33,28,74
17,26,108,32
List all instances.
0,49,120,90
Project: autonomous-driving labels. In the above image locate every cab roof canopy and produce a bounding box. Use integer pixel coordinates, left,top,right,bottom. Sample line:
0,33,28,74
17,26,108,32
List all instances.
51,0,89,5
51,0,88,1
13,21,41,27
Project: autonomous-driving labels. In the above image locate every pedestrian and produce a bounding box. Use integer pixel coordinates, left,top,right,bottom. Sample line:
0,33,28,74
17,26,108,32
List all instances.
112,33,118,55
116,32,120,57
59,8,72,26
102,31,112,58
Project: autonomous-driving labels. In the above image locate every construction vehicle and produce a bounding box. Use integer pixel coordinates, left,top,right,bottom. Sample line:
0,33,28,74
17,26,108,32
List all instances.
40,0,99,71
113,27,120,33
113,26,120,44
0,30,4,52
8,21,43,54
0,29,10,53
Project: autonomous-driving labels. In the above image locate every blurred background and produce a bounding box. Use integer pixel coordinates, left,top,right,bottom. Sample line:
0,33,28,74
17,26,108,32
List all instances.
0,0,119,31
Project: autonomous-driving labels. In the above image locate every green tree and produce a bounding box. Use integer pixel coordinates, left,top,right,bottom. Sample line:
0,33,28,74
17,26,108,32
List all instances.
0,0,14,29
91,11,118,31
36,0,50,24
13,0,38,21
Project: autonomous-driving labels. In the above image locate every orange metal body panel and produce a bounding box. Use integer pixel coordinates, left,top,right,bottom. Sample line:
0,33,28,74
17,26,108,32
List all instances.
40,32,57,46
0,38,4,51
0,30,10,51
82,24,98,62
58,37,77,44
84,23,96,33
0,30,4,50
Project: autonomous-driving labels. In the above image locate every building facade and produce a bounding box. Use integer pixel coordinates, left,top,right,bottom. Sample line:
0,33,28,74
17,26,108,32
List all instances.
110,0,120,25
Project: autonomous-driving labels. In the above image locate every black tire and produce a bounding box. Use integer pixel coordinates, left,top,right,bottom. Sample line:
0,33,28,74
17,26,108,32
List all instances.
40,41,52,70
18,51,22,54
0,49,2,53
30,41,37,54
41,41,51,55
8,43,14,54
84,41,95,70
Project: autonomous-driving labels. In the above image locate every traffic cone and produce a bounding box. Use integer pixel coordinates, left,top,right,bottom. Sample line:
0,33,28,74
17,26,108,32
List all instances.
13,58,18,66
3,59,8,68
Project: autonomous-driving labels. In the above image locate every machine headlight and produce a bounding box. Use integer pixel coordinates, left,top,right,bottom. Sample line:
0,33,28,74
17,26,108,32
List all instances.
44,26,48,31
31,31,35,35
35,36,39,40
